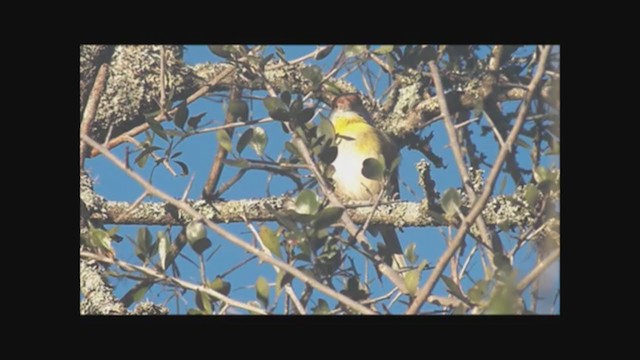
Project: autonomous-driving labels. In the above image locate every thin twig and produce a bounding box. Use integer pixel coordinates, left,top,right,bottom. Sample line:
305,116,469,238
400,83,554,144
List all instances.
124,135,177,176
406,46,552,315
81,250,268,315
198,253,207,285
266,45,333,70
80,63,109,168
159,46,166,113
458,244,478,283
203,86,243,200
454,116,481,130
516,247,559,293
427,61,500,261
90,66,235,158
218,255,257,279
195,117,275,134
483,111,506,148
181,173,196,202
368,52,393,75
355,179,388,239
244,217,306,314
81,134,375,315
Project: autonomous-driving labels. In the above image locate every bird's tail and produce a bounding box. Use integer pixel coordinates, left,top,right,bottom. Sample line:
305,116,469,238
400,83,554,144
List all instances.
378,225,407,276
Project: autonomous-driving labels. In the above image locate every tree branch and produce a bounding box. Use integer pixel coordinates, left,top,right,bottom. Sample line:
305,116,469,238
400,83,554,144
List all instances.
80,63,109,168
202,86,242,199
89,65,236,158
81,251,267,315
406,45,552,315
516,247,559,293
81,134,376,314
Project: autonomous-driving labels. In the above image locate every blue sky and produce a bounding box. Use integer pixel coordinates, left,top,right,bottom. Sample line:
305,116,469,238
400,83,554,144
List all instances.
85,45,559,314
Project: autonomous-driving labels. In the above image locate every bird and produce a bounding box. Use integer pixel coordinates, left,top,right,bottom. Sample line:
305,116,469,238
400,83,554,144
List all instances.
328,93,407,274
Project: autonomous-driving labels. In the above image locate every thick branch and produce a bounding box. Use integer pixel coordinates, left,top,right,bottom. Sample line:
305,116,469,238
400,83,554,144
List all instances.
80,63,109,168
80,258,127,315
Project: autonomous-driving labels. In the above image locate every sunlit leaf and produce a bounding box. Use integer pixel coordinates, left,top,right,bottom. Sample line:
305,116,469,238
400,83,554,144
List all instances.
313,299,330,314
217,130,232,152
249,127,267,157
186,221,206,243
207,277,231,297
256,276,270,308
135,227,152,262
195,290,212,314
157,231,170,271
523,184,539,209
222,158,250,168
405,243,418,264
275,270,294,297
373,45,394,55
295,190,320,216
344,45,367,58
441,188,461,217
259,226,281,258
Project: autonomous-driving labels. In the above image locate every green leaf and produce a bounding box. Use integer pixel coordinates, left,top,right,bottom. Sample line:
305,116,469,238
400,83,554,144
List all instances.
146,118,168,141
207,277,231,297
468,279,490,304
236,128,254,154
319,145,338,165
195,290,213,314
317,117,336,145
222,158,250,168
301,65,323,86
187,308,205,315
259,226,281,258
174,101,189,129
285,141,302,159
88,228,112,252
295,190,320,216
249,127,267,157
315,45,334,60
228,100,249,122
523,184,539,209
361,158,384,181
174,161,189,176
296,108,315,125
404,269,420,295
120,281,151,307
170,151,183,159
255,276,270,308
493,253,513,273
280,91,291,106
135,152,149,168
275,270,294,297
313,207,344,229
191,237,212,254
263,97,290,121
187,112,206,129
373,45,394,55
441,275,467,301
157,231,170,271
217,130,232,152
344,45,367,58
186,221,206,243
441,188,461,217
313,299,330,314
208,45,232,59
533,166,549,183
405,243,418,264
135,227,152,262
164,129,186,139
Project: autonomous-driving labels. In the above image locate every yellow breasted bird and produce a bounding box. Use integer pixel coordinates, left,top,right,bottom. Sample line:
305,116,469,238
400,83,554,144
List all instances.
329,94,407,273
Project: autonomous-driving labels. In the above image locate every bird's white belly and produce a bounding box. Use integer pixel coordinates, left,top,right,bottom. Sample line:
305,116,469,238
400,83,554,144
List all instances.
331,140,382,201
